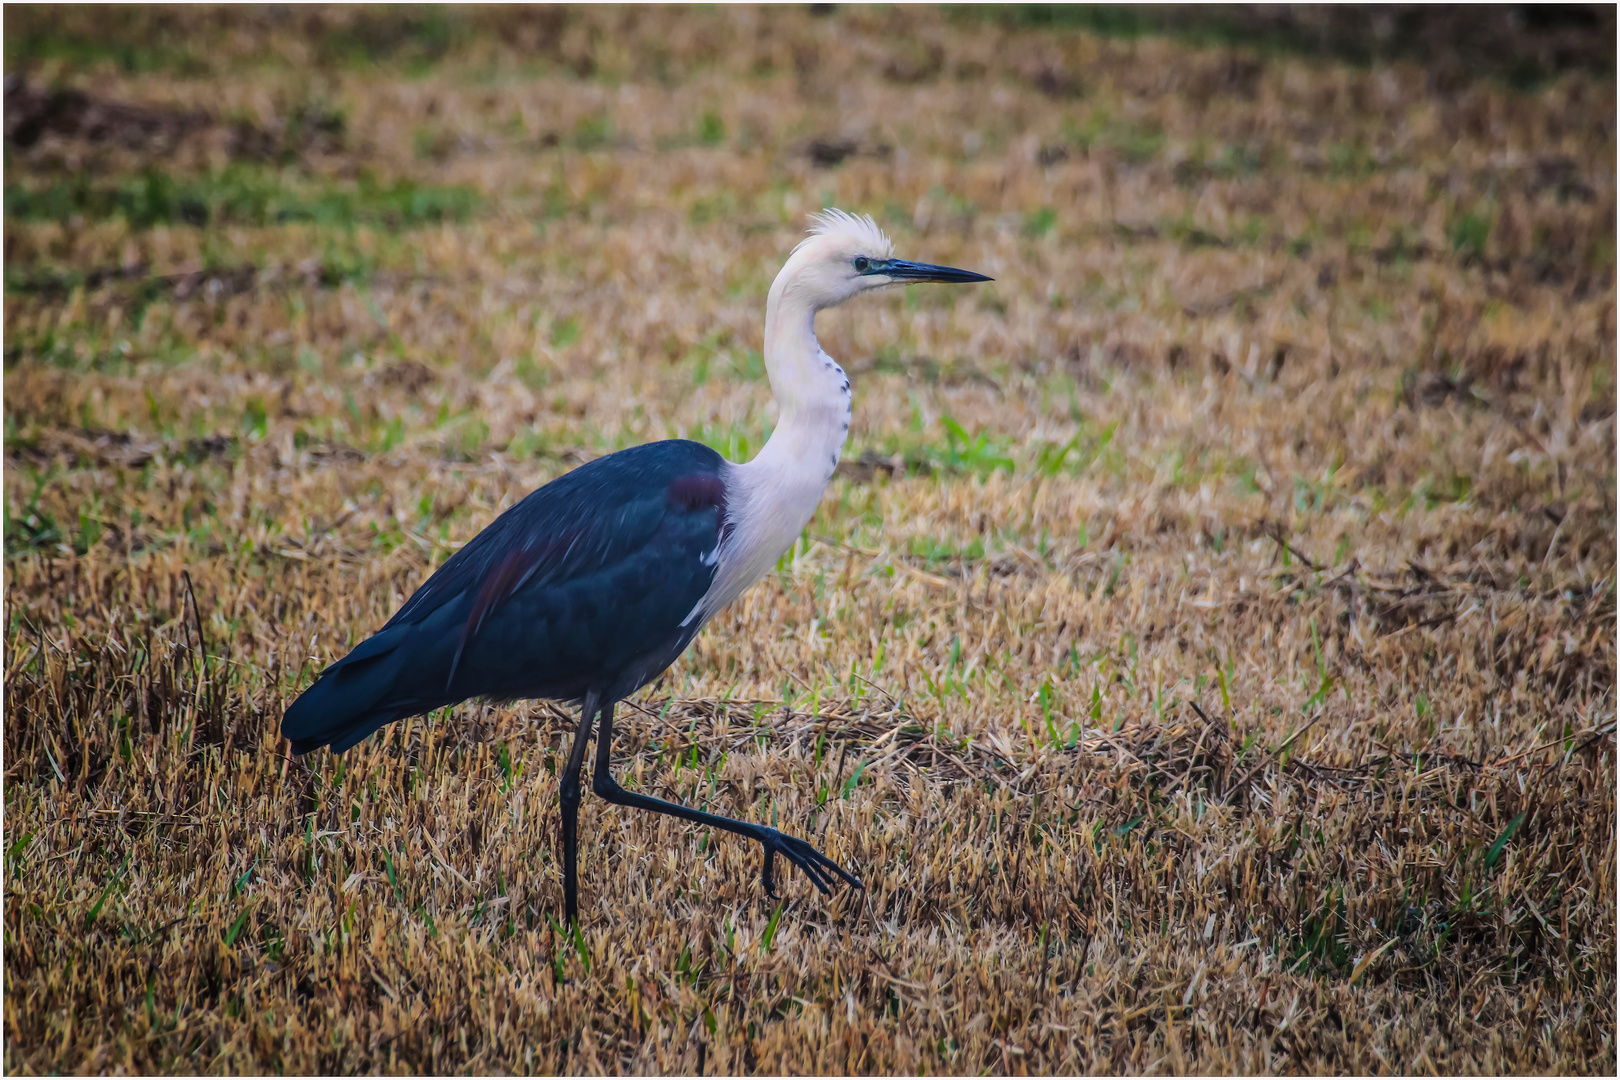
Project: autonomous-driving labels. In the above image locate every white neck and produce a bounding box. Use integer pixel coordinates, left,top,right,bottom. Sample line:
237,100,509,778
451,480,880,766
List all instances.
690,268,852,623
750,277,852,487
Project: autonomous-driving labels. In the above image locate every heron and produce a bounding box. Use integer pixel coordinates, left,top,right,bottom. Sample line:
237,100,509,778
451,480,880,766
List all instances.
281,209,991,925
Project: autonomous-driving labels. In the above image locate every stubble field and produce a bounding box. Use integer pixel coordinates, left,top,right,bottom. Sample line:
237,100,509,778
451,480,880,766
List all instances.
3,5,1615,1074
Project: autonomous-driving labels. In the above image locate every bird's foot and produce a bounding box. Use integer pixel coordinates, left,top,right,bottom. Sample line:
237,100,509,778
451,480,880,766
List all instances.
759,828,863,898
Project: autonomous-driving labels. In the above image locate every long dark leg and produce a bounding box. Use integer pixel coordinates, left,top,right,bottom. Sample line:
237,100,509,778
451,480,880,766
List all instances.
591,699,862,898
559,690,600,927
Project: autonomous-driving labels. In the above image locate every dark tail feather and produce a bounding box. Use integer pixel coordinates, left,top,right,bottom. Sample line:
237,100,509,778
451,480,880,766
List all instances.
282,626,430,754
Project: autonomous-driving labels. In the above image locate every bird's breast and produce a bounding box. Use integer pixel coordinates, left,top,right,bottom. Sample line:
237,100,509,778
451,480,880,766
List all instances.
682,461,824,626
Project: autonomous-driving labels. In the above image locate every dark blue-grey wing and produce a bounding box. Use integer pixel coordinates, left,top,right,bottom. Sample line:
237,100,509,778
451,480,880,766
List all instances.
282,440,727,753
386,441,719,630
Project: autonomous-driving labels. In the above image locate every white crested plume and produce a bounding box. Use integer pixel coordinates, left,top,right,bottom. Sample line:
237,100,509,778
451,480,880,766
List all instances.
797,208,893,258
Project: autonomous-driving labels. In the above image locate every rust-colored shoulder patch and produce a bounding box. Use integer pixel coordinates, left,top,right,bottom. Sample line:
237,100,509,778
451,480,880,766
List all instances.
666,473,726,514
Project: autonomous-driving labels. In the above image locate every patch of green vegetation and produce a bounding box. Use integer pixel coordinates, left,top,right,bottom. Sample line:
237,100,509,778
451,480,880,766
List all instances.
549,317,581,349
1166,216,1228,249
572,112,615,150
1175,143,1267,187
1031,420,1117,478
950,5,1614,89
4,167,477,231
696,109,727,147
686,420,771,465
1283,887,1352,976
1062,111,1165,164
910,534,985,568
953,5,1167,38
730,348,766,382
1023,207,1057,239
314,6,468,74
936,417,1014,476
1448,210,1492,261
1326,141,1378,178
413,127,449,161
859,413,1128,484
5,317,194,375
689,192,739,227
3,19,205,75
5,472,65,559
1215,142,1263,177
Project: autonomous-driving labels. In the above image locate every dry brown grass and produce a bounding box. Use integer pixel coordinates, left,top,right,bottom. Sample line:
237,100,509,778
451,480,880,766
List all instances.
3,5,1616,1074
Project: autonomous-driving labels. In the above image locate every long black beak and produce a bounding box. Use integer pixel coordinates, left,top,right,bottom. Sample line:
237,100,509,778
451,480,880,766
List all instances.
882,259,993,284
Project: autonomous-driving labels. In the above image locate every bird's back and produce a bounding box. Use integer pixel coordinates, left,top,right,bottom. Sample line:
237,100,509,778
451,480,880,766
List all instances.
282,439,728,753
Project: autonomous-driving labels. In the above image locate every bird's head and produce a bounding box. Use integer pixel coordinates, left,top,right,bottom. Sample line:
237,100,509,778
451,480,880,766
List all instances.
774,208,991,311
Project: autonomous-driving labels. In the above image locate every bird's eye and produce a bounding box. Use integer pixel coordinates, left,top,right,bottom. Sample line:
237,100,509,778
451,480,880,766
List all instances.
853,256,870,273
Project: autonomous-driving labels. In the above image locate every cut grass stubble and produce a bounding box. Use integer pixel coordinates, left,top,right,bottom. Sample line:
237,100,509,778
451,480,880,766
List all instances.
4,4,1615,1075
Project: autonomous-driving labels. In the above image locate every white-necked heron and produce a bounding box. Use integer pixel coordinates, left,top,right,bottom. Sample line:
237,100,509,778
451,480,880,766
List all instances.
282,210,991,924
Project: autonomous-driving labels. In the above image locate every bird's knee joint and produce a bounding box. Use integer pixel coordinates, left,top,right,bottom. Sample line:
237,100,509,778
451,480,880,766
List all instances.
590,771,620,799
